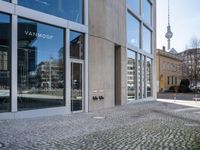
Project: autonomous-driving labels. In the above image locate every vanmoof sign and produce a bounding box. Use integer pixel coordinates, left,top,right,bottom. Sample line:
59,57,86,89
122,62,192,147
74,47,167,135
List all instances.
24,30,54,40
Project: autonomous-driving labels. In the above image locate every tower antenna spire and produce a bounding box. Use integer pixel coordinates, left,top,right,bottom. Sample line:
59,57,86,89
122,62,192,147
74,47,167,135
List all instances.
165,0,173,50
168,0,170,25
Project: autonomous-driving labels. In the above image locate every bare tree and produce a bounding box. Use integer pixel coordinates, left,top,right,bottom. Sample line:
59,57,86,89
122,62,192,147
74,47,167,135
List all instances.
182,37,200,94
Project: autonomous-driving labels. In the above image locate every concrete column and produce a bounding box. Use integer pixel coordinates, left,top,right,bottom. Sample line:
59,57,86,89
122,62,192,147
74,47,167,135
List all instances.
115,46,127,105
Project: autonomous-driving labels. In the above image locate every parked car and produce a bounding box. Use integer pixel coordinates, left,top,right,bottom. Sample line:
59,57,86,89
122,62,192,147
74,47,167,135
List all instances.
190,86,200,93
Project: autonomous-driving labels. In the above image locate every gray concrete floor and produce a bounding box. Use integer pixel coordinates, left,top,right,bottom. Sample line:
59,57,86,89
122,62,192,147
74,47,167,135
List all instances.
0,101,200,149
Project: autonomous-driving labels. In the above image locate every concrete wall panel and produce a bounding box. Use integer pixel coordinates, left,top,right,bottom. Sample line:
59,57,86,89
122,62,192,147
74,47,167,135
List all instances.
88,0,126,46
88,36,115,111
88,0,127,111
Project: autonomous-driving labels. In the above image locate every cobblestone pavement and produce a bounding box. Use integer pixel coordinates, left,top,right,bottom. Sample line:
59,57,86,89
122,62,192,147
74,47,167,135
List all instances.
0,101,200,150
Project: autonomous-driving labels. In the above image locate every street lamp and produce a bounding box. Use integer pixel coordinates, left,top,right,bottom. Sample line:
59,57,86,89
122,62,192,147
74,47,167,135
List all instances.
49,56,53,91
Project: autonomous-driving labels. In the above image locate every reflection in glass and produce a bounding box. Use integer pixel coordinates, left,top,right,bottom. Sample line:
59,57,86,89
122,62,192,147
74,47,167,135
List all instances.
1,0,10,2
70,31,84,59
147,58,152,97
71,63,82,111
138,54,141,99
142,56,145,98
18,0,83,24
127,13,140,48
127,50,136,101
143,26,151,53
127,0,140,14
0,13,11,112
17,18,65,111
142,0,152,25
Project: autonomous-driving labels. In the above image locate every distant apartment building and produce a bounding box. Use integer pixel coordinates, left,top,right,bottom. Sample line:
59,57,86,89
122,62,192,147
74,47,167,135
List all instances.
37,60,63,89
156,48,182,92
0,0,156,119
127,56,136,99
178,48,200,86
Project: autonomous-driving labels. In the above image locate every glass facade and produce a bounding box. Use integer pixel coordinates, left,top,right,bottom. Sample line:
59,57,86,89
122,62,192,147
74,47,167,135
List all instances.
0,13,11,112
127,0,152,54
127,50,136,101
18,0,84,24
17,18,65,110
127,13,140,48
147,58,152,97
143,26,152,53
138,54,141,99
0,0,87,115
142,0,152,25
127,0,154,101
142,56,145,97
70,31,84,59
127,51,153,100
127,0,140,14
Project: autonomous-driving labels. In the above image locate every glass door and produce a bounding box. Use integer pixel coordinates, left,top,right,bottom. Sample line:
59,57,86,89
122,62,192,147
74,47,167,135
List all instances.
71,62,83,112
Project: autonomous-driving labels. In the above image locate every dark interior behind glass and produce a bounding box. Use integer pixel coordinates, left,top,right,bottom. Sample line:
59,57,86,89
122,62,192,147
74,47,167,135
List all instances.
0,13,11,112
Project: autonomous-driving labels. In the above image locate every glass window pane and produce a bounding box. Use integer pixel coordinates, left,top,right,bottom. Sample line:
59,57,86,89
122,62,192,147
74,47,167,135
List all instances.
147,58,152,97
138,54,141,99
142,56,145,98
0,13,11,112
71,63,82,111
127,0,140,14
17,18,65,111
127,13,140,48
18,0,83,24
70,31,84,59
142,0,152,25
127,50,136,101
143,26,151,53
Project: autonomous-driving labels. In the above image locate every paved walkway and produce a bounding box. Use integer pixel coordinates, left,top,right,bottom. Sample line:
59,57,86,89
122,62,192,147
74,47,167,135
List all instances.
158,93,200,100
0,101,200,149
157,99,200,108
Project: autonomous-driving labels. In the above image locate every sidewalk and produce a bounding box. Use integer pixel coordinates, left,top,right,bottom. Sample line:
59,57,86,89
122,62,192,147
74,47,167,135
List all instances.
157,99,200,108
157,92,200,100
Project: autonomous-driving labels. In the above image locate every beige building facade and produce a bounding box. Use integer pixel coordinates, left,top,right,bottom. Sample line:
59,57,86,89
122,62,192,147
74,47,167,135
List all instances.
156,49,182,92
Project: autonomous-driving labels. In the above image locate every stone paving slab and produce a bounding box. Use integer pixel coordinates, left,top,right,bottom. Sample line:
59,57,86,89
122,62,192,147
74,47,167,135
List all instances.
0,101,200,149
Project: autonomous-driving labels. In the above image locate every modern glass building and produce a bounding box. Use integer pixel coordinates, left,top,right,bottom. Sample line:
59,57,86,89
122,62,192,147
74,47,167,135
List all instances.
0,0,156,119
127,0,155,102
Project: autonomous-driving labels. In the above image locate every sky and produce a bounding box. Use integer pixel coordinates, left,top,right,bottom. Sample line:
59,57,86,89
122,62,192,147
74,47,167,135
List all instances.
157,0,200,52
